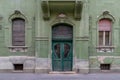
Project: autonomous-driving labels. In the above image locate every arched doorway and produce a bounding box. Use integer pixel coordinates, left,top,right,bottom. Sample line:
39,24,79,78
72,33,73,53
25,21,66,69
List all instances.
52,23,73,71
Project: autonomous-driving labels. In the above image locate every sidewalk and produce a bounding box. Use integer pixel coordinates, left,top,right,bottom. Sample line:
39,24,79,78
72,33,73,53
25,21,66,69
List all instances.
0,73,120,80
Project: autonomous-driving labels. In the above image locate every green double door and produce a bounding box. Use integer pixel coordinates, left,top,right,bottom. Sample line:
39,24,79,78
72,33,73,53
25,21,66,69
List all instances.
52,41,73,71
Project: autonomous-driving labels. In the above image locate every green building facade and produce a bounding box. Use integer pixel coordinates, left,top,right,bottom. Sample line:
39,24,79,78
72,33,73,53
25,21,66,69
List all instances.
0,0,120,73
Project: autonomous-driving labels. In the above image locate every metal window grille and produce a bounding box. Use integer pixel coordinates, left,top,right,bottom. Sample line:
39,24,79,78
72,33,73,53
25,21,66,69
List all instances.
100,64,110,70
13,64,23,70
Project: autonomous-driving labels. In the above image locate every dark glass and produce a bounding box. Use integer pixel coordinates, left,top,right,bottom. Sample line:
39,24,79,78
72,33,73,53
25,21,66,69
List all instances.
64,44,70,58
99,31,103,45
105,31,110,46
12,18,25,46
52,24,73,40
54,44,60,58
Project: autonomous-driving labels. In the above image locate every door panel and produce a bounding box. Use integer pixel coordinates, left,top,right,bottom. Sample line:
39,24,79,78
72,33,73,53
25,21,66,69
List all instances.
52,41,72,71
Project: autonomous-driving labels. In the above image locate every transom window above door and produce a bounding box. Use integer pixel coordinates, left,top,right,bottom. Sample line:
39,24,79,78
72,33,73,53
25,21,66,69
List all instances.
52,24,73,40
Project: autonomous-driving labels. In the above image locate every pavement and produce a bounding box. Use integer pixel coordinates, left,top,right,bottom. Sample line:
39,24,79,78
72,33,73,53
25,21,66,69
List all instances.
0,73,120,80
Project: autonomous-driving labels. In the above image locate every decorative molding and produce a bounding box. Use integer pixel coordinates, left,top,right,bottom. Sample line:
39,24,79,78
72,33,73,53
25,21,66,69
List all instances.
75,36,89,41
51,13,74,26
89,16,92,29
41,1,83,21
9,10,28,22
96,46,115,53
8,46,28,52
74,1,83,20
35,37,49,41
0,25,2,30
41,1,50,20
103,11,109,15
0,16,3,21
98,11,115,23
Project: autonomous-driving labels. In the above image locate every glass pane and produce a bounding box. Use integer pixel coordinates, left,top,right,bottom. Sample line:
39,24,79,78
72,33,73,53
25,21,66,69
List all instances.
13,42,25,46
54,44,60,58
13,37,25,41
13,20,25,31
64,44,70,58
105,31,110,46
13,33,25,37
99,19,111,31
12,18,25,46
99,31,103,45
52,24,73,40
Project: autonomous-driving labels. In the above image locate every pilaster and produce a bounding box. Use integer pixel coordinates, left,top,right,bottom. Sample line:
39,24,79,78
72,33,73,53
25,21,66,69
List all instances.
75,0,89,73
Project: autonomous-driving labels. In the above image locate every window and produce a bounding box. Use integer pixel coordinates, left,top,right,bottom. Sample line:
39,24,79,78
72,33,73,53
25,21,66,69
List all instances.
99,31,110,46
99,19,112,46
100,64,110,70
13,64,23,71
12,18,25,46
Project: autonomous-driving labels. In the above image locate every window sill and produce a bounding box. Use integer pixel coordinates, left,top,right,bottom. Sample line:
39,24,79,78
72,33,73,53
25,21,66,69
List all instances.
96,46,115,52
8,46,28,52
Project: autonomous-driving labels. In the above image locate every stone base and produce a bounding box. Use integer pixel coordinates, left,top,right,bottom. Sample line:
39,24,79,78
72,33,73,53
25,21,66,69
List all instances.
74,59,89,73
35,58,50,73
0,56,35,73
4,56,120,73
23,69,35,73
35,69,50,73
0,69,13,73
49,71,76,74
77,69,89,74
90,69,120,73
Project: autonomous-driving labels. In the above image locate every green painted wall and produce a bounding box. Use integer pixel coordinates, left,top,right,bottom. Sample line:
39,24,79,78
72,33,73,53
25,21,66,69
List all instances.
0,0,120,71
89,0,120,56
0,0,36,56
89,0,120,70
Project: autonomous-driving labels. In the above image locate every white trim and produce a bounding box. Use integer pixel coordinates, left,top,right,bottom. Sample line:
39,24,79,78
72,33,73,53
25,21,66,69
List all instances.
103,31,105,45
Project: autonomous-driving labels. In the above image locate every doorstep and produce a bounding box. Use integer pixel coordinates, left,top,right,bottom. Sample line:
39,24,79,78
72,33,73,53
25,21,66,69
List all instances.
49,71,76,74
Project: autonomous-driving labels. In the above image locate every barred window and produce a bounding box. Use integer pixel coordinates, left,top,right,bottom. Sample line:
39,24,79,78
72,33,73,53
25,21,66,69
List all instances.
100,64,110,70
12,18,25,46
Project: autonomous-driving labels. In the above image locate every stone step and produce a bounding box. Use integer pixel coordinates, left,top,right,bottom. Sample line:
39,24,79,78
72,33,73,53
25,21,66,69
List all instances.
49,71,76,74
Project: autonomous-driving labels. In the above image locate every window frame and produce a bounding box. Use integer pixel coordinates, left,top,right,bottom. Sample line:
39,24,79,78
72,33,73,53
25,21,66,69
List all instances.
99,31,111,46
